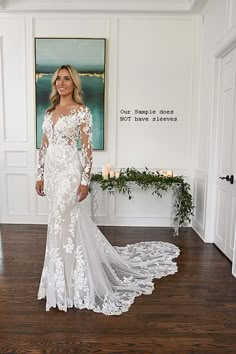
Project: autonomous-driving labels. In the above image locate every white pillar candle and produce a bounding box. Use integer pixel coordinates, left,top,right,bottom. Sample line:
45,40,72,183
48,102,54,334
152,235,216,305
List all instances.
109,170,115,178
115,171,120,179
106,163,111,172
103,171,108,180
102,166,106,177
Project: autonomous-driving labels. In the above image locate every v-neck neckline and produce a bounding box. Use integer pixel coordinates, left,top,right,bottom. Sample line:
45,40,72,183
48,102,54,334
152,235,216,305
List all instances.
49,108,77,128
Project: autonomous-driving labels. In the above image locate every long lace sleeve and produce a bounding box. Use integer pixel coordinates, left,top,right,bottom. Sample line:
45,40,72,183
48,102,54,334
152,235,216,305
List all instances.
79,107,93,186
37,132,48,181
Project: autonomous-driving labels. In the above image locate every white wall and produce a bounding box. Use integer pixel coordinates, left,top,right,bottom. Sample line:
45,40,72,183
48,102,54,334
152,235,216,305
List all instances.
192,0,236,240
0,12,200,226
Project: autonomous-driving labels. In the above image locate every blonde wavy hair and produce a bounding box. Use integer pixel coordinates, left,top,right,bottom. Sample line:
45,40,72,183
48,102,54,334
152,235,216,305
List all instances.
48,64,84,111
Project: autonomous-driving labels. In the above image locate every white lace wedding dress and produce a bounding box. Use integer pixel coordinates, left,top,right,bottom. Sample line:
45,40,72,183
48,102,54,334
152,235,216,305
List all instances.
37,105,180,315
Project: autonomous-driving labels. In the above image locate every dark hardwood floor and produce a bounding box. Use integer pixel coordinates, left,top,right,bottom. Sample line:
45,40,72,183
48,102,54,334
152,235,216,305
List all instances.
0,224,236,353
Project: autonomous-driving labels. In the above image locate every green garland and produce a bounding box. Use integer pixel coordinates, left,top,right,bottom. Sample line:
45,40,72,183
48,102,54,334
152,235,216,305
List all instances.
90,167,195,227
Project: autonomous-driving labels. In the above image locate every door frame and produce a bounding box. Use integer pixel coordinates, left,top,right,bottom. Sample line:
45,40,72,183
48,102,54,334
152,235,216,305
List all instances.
205,28,236,276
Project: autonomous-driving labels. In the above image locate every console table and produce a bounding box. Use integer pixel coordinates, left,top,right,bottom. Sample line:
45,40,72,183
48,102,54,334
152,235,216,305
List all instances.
90,181,183,236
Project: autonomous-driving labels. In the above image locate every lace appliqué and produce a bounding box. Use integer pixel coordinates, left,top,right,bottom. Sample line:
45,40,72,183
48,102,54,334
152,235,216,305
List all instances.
78,108,92,185
36,106,93,185
72,245,91,309
36,132,48,181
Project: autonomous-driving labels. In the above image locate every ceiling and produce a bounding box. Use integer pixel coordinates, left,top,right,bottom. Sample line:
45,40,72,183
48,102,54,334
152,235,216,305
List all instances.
0,0,207,14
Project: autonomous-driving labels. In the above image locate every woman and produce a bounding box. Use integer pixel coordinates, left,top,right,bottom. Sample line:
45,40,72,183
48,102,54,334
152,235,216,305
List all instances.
36,64,180,315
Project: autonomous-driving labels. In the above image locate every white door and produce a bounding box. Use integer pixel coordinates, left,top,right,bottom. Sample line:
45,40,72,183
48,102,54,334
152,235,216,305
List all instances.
214,47,236,261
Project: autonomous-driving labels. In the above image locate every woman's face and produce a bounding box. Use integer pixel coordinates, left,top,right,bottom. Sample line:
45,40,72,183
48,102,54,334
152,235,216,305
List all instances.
55,68,74,97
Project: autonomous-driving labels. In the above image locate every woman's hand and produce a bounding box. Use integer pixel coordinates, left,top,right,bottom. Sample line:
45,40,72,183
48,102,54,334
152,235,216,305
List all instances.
77,184,89,202
35,180,45,196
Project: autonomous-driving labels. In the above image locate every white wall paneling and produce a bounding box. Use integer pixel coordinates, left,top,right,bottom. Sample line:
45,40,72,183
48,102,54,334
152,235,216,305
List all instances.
103,17,118,222
189,15,202,175
116,17,196,170
0,35,4,143
6,173,29,215
0,16,27,142
33,15,109,38
0,12,199,226
192,176,206,240
195,0,226,176
35,194,48,217
0,16,31,223
4,151,28,167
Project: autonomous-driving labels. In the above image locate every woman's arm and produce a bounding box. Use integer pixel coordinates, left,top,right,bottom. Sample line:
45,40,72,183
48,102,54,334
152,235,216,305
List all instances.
35,128,48,196
37,133,48,182
78,107,93,201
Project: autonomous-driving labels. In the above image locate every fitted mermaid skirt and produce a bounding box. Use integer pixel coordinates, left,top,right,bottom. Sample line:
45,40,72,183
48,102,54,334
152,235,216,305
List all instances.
37,144,180,315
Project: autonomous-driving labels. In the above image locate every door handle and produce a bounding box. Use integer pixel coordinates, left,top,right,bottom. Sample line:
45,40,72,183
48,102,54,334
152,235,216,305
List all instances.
219,175,234,184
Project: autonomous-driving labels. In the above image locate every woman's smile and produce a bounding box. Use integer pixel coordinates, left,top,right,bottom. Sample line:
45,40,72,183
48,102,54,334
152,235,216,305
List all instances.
56,68,74,96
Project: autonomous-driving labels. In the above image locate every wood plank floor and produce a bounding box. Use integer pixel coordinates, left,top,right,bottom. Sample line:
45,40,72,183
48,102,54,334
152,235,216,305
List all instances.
0,224,236,354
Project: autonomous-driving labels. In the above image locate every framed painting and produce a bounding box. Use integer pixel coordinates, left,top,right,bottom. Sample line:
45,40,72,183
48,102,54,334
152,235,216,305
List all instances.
35,38,106,150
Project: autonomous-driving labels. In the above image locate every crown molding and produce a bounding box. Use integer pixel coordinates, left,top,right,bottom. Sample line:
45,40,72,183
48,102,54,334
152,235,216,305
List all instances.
0,0,208,14
188,0,208,13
